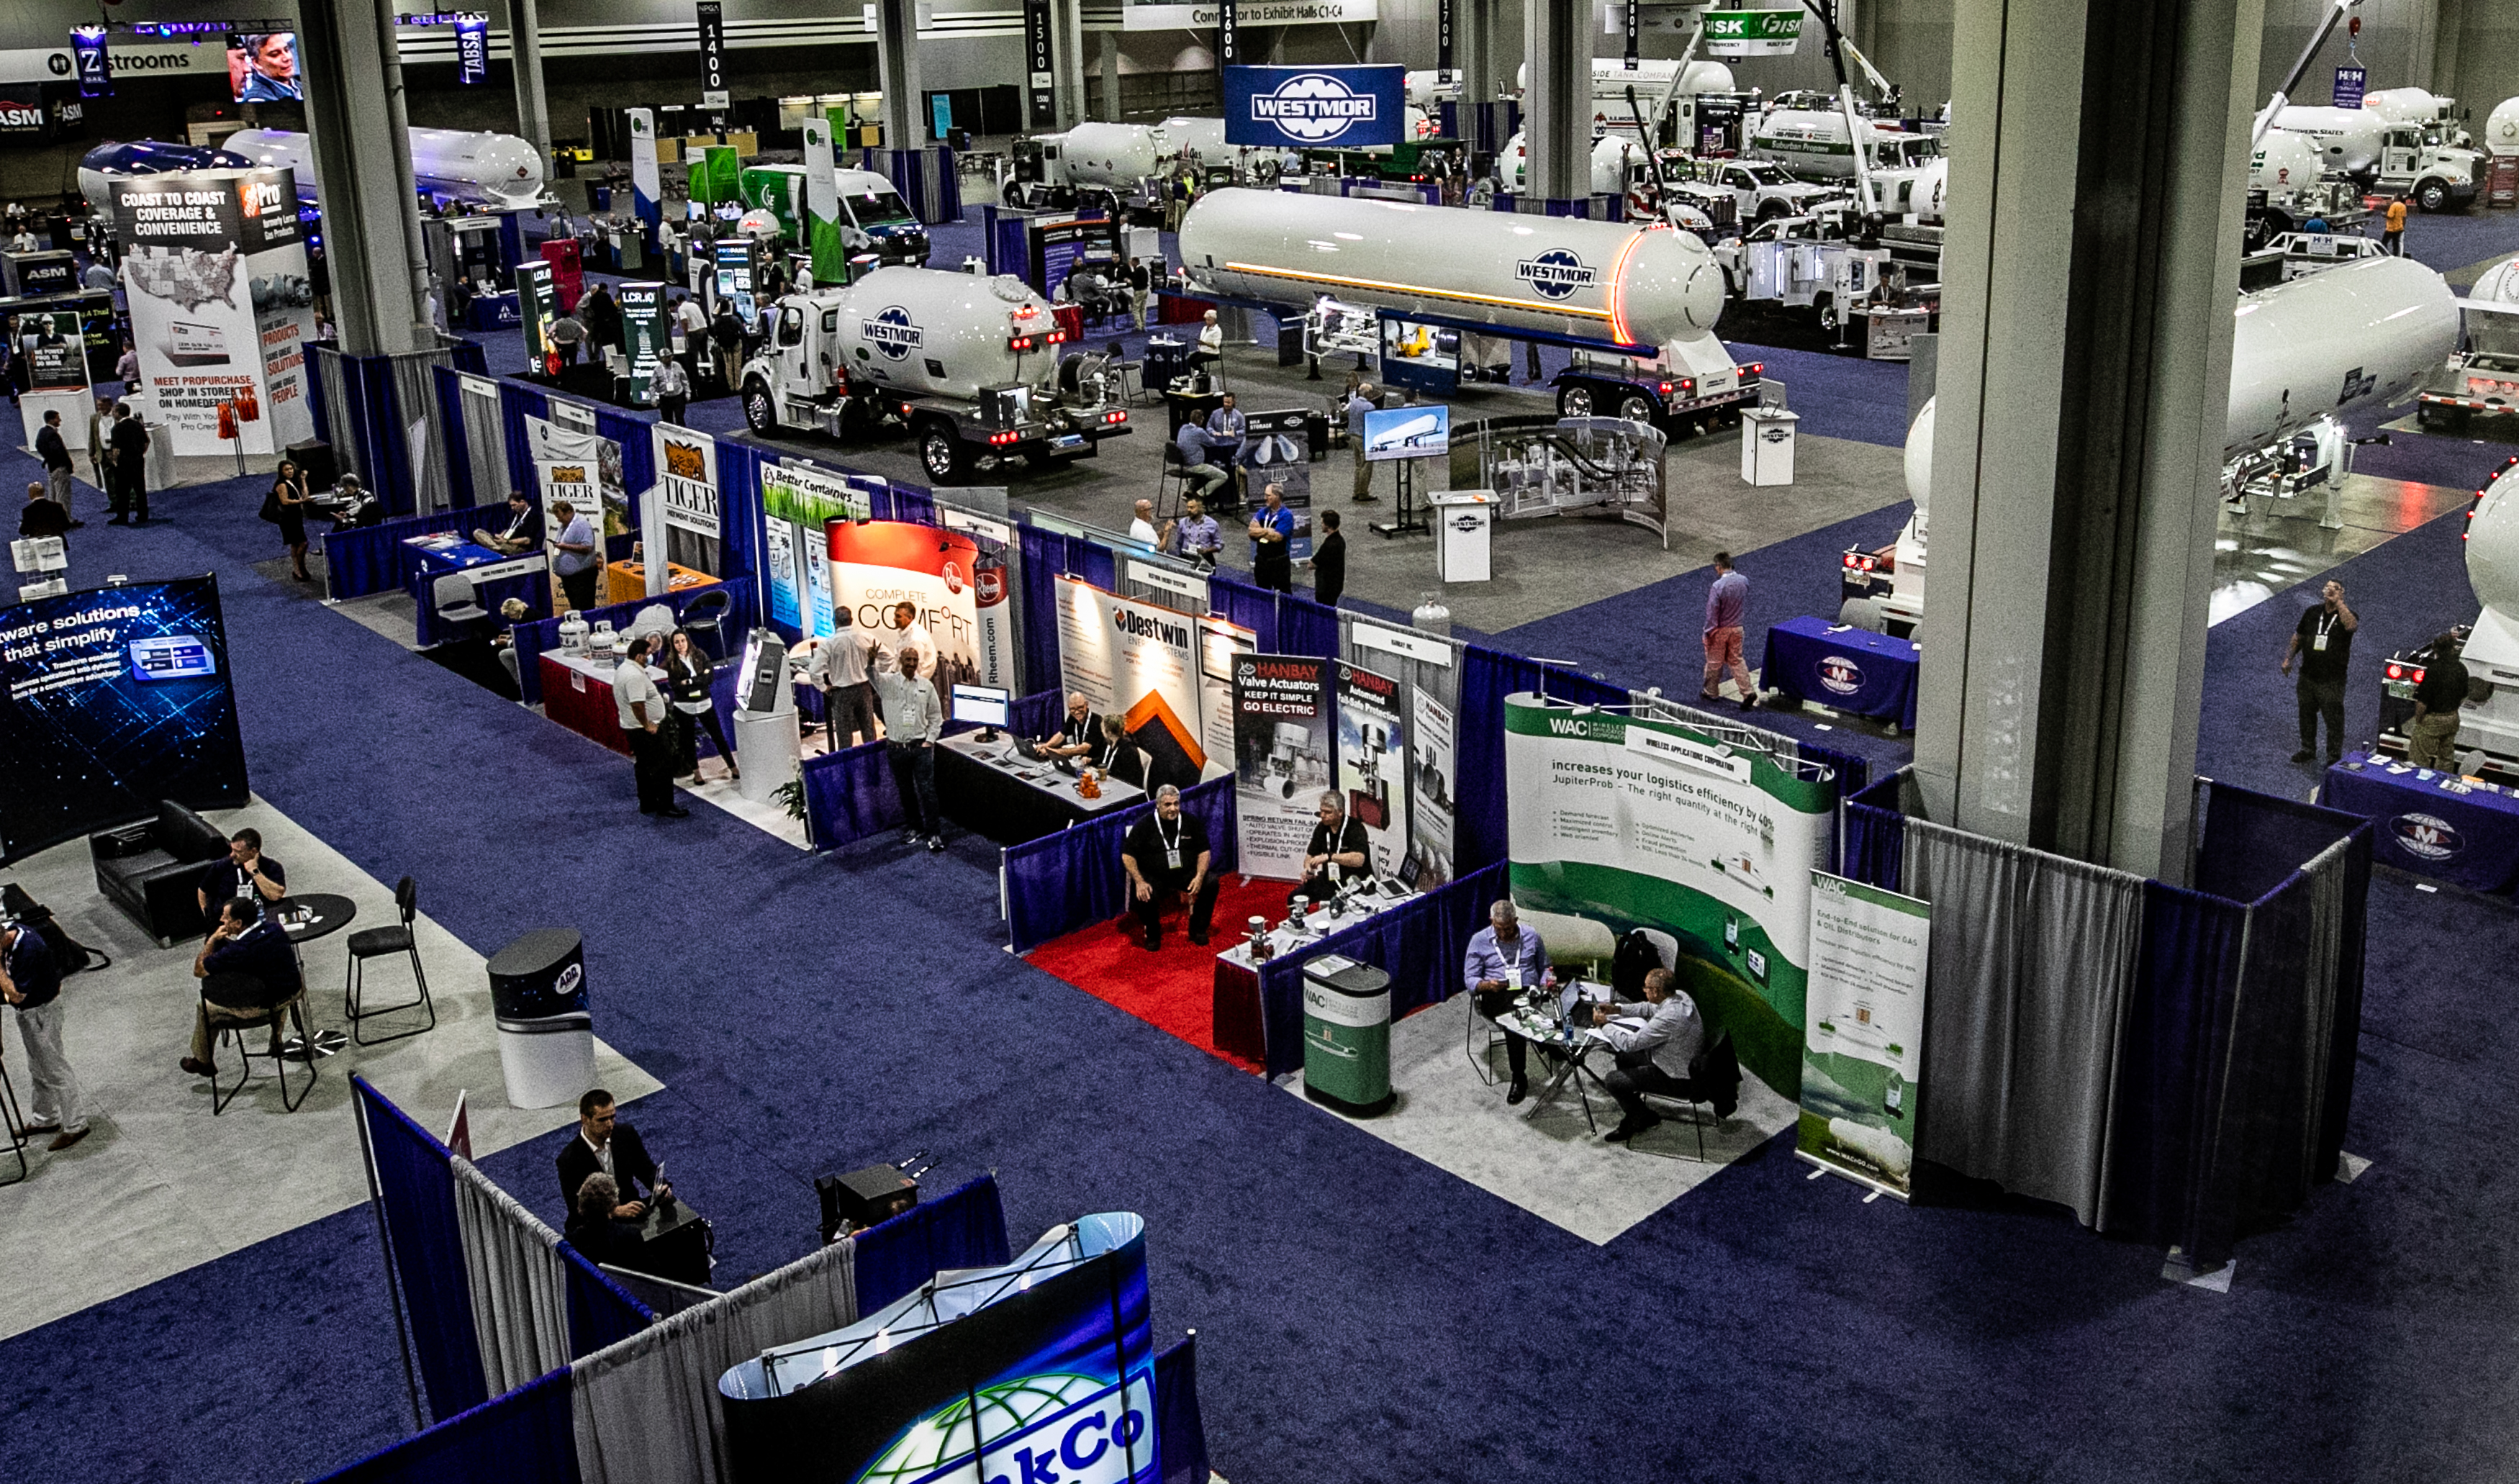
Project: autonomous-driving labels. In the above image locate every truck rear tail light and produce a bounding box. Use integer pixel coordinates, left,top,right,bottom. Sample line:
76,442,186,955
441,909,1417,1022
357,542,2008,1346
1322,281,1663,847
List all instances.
1659,381,1674,395
1842,552,1876,572
1048,329,1069,345
1678,377,1696,394
988,430,1020,446
1103,410,1127,425
1010,334,1043,351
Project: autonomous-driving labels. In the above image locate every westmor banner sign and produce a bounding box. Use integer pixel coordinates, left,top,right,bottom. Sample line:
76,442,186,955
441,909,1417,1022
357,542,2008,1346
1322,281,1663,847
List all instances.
1225,65,1405,150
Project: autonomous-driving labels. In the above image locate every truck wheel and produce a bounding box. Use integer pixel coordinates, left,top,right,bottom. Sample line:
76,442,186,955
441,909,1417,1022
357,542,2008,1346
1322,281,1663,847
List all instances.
2418,178,2449,212
1557,384,1596,417
742,379,779,435
1617,394,1657,425
1755,201,1789,225
918,421,970,484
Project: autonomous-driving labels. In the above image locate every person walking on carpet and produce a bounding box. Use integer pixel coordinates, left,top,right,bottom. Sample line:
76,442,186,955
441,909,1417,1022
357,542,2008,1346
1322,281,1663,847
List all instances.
1701,551,1755,709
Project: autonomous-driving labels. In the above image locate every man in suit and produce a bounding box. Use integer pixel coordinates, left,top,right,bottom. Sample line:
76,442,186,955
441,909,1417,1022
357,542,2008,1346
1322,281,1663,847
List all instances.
1291,791,1371,910
107,402,150,524
34,407,75,516
1593,967,1707,1142
556,1088,666,1219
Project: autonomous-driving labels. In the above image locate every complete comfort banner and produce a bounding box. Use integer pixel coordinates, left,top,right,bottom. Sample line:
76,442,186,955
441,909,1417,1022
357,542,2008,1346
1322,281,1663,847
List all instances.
1056,575,1209,793
832,521,982,694
1502,693,1836,1095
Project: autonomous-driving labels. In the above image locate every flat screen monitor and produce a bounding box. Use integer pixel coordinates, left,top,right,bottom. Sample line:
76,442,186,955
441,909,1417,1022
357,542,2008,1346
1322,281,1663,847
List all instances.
951,684,1010,729
1363,403,1450,461
228,32,303,103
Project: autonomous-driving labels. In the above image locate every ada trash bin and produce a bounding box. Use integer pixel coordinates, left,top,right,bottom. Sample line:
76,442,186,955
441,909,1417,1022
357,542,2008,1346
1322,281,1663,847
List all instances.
487,927,595,1108
1302,954,1394,1116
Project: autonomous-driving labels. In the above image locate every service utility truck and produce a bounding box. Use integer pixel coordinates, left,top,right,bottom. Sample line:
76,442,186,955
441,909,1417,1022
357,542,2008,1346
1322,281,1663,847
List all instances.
736,165,932,269
738,267,1132,483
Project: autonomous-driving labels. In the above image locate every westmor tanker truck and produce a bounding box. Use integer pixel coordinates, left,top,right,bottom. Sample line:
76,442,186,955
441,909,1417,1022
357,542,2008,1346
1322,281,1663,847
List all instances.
738,266,1131,483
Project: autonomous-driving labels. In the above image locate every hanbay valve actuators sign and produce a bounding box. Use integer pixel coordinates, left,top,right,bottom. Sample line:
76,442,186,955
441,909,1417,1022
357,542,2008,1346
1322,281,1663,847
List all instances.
1225,65,1406,150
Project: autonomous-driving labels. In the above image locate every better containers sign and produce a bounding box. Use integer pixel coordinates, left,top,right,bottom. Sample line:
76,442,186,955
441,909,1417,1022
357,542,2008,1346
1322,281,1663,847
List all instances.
1225,65,1405,150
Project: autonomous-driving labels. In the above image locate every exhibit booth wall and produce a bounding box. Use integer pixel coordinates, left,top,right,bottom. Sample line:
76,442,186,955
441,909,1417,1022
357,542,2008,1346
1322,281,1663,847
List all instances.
312,340,492,519
1841,772,2372,1272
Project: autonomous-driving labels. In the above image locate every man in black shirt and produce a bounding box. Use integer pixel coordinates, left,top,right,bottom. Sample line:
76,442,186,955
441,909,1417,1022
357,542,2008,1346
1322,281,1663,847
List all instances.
1121,784,1217,949
1041,692,1102,761
3,916,91,1149
1310,508,1347,607
107,402,150,524
2407,632,2471,770
2280,579,2358,763
196,828,286,934
21,481,71,542
184,898,305,1076
476,489,544,555
1292,790,1372,910
556,1087,666,1218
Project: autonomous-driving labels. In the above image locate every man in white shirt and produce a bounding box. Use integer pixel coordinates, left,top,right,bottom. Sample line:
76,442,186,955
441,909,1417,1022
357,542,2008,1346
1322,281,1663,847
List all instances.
1126,497,1171,548
1192,308,1224,377
871,647,946,849
615,635,686,816
1592,968,1708,1142
807,609,883,747
891,600,937,681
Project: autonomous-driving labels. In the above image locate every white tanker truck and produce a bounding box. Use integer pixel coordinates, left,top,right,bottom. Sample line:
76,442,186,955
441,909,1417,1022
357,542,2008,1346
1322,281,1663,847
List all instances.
1177,187,1760,436
214,126,548,211
1855,255,2461,629
2263,104,2479,210
2377,457,2519,779
737,266,1131,484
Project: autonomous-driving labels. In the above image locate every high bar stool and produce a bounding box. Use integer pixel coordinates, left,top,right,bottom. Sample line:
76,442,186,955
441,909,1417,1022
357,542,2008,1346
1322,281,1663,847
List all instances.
343,876,436,1046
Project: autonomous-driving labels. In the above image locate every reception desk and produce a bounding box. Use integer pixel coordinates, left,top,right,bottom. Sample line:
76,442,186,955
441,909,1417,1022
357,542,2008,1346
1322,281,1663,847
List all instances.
605,560,718,607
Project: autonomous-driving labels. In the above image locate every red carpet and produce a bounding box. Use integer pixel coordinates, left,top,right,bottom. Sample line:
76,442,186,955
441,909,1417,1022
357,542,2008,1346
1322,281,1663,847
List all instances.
1024,874,1290,1074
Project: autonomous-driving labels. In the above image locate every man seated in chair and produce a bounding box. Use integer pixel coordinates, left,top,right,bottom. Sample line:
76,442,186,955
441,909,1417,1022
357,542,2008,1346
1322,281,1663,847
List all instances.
1120,784,1217,950
1591,967,1706,1143
179,897,304,1078
565,1172,643,1267
1291,792,1372,910
196,828,285,934
557,1088,667,1221
1466,898,1550,1105
473,489,543,555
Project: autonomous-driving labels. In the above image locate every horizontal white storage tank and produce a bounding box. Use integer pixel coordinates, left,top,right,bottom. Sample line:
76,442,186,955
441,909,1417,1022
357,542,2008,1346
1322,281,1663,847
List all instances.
225,126,545,210
1177,188,1723,349
828,267,1059,402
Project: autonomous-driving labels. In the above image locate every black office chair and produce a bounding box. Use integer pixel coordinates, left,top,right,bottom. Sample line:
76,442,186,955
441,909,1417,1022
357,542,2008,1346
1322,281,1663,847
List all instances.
680,589,735,659
343,876,435,1046
1106,340,1148,407
1629,1030,1742,1162
201,970,317,1114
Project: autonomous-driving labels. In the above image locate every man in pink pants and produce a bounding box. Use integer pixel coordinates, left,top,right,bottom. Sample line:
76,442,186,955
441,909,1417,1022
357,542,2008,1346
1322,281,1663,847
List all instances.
1701,552,1755,709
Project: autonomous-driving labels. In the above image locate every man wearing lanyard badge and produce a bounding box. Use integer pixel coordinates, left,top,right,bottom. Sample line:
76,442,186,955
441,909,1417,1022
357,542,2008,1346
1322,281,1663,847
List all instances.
1120,785,1218,950
2279,579,2359,764
196,829,286,935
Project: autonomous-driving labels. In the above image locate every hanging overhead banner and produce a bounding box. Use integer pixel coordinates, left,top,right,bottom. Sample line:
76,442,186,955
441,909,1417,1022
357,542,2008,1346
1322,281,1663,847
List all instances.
1502,693,1836,1097
453,12,490,84
1024,0,1057,130
1224,65,1407,150
1056,575,1208,793
832,521,982,694
1796,872,1931,1200
71,27,111,99
1437,0,1454,71
647,425,722,588
1701,8,1803,56
695,1,730,109
1336,661,1408,878
2332,65,2366,110
1123,0,1375,30
1231,653,1334,880
110,166,315,457
758,461,874,635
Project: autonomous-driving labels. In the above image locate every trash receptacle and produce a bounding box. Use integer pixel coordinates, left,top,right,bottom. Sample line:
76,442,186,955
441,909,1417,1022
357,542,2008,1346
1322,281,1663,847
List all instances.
1302,954,1393,1116
488,927,595,1109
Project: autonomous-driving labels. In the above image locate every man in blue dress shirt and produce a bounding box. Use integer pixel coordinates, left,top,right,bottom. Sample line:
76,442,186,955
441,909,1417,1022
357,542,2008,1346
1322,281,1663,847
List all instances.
1465,898,1550,1104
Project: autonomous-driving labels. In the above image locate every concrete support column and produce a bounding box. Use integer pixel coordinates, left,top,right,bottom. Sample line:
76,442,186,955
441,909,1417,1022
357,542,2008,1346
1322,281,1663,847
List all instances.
1100,31,1123,122
874,0,926,148
1913,0,2265,879
1457,0,1498,104
297,0,430,355
508,0,551,161
2433,0,2465,97
1051,0,1088,130
1521,0,1588,202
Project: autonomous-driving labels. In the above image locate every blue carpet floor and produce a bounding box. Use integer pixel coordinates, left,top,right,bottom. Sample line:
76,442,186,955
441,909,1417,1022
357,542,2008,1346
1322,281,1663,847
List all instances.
5,219,2519,1484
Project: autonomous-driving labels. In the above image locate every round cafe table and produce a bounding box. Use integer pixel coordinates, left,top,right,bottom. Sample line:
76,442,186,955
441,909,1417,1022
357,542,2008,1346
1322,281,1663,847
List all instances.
273,893,358,1059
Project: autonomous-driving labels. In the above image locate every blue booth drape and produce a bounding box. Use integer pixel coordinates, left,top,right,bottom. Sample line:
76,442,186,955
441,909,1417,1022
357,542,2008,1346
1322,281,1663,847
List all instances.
1005,775,1239,953
499,382,552,499
1842,772,1908,892
1017,524,1119,693
559,1243,656,1358
509,576,759,707
323,508,483,600
309,1367,576,1484
1206,571,1280,655
850,1174,1014,1315
1249,861,1506,1077
433,366,476,510
354,1077,490,1422
1154,1336,1210,1484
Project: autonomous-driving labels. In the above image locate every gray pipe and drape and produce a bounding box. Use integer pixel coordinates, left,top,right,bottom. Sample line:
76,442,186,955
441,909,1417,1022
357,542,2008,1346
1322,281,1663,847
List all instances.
449,1156,573,1395
1902,817,2147,1226
570,1234,858,1484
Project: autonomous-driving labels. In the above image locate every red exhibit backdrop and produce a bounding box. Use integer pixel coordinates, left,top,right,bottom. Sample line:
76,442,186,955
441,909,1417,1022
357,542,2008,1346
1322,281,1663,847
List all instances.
827,520,985,698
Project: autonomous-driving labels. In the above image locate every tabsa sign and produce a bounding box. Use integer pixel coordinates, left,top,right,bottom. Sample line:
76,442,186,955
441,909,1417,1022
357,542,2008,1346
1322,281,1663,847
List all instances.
1225,65,1405,150
1702,8,1803,56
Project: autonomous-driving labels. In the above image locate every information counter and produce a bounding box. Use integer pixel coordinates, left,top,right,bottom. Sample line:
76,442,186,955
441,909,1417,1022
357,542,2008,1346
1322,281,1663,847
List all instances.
935,733,1145,844
405,535,550,648
2320,750,2519,894
539,651,664,755
1760,616,1922,731
605,560,718,607
1212,887,1419,1068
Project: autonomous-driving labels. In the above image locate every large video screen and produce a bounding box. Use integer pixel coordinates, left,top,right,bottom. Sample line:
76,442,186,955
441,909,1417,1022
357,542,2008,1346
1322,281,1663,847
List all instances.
227,32,303,103
0,578,251,864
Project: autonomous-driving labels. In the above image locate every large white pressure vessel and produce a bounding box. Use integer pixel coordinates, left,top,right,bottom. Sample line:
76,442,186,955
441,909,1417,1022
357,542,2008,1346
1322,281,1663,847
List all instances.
831,267,1057,402
2362,87,2453,127
2474,463,2519,620
1177,188,1723,348
1904,398,1934,515
1159,117,1229,161
2487,98,2519,156
1050,122,1166,189
225,126,546,210
2267,106,2387,174
2250,130,2323,195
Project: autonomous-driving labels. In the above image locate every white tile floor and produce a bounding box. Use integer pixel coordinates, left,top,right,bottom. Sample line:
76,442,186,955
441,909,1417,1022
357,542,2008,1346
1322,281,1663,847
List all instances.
0,795,663,1341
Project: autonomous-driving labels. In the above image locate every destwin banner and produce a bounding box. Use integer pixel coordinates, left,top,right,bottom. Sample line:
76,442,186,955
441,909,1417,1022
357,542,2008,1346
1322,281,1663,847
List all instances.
112,166,315,455
1231,653,1334,880
1336,661,1408,877
1797,871,1932,1199
757,461,873,635
831,521,983,696
646,424,722,588
1502,693,1835,1096
1056,575,1208,794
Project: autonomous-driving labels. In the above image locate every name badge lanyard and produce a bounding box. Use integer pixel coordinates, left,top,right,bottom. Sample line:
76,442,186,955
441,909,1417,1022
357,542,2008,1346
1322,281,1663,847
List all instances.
2313,612,2335,653
1159,815,1184,872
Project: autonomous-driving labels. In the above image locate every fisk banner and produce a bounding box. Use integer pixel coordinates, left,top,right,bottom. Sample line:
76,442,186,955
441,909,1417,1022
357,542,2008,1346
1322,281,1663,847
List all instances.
1224,65,1406,150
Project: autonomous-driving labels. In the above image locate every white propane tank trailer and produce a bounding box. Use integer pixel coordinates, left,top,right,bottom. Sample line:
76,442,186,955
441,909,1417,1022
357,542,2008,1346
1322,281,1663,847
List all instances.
2376,457,2519,779
220,127,548,210
737,266,1130,484
1866,254,2460,624
1175,187,1760,437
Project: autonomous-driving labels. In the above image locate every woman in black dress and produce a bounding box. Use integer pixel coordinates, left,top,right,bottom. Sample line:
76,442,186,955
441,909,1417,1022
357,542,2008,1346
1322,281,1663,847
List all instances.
271,460,311,580
661,626,738,784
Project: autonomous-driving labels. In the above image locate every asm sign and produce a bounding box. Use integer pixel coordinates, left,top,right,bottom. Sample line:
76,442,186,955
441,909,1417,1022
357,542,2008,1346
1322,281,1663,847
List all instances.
1224,65,1404,150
